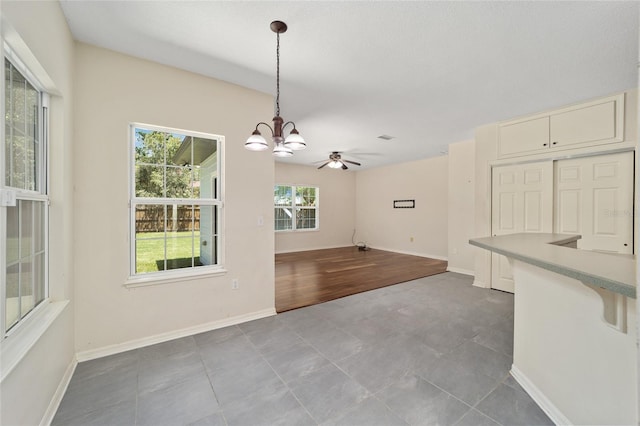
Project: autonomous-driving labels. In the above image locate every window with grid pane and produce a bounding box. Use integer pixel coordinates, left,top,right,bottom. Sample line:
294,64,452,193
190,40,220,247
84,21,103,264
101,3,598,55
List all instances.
274,185,318,231
130,125,223,277
3,57,48,333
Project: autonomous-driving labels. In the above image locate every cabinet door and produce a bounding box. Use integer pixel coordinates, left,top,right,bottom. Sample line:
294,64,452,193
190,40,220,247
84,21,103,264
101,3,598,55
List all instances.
555,152,633,253
550,100,618,148
491,161,554,292
498,117,549,157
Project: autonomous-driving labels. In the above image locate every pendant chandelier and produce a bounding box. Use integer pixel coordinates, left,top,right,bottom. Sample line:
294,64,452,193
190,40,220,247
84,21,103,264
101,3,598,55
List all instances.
245,20,306,157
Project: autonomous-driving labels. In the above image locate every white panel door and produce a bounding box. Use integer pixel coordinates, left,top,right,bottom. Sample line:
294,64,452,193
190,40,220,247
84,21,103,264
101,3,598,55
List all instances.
555,152,633,254
491,161,553,292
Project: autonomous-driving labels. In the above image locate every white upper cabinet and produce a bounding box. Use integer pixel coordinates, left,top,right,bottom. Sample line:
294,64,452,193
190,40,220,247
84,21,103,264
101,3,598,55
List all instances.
498,116,550,156
498,94,624,158
550,98,618,147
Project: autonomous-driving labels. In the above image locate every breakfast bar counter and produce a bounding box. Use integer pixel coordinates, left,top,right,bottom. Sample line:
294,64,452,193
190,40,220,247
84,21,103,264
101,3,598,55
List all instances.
469,233,637,425
470,233,635,298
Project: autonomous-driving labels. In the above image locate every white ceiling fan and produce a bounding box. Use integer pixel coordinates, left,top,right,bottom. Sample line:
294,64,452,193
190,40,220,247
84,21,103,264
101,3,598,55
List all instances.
317,152,361,170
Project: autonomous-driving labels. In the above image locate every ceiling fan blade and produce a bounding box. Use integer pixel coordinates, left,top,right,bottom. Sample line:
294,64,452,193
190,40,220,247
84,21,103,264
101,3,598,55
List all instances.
342,163,348,170
343,159,361,166
318,161,331,169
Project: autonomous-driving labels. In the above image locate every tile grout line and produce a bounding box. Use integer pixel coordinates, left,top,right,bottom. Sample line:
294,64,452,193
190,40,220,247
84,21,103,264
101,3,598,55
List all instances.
193,336,227,425
134,351,140,426
288,318,416,424
237,322,321,425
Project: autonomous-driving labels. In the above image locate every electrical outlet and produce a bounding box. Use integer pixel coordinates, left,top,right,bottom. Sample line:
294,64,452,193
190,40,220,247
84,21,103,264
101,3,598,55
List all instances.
232,279,239,289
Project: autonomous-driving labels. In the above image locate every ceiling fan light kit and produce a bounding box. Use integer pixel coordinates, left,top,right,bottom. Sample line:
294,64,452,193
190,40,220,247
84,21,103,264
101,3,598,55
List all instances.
318,152,362,170
245,20,306,157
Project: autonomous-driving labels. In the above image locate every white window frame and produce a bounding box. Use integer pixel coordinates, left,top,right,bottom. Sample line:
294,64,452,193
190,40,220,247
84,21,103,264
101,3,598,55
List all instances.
127,123,225,286
1,48,50,338
274,184,319,232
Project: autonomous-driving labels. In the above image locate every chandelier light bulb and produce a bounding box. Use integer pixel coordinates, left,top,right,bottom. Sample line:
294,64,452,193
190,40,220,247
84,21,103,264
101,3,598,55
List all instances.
244,130,269,151
284,129,306,150
273,141,293,157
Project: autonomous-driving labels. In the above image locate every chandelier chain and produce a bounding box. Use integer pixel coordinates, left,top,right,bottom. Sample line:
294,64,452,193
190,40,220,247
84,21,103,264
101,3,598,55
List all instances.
276,31,280,117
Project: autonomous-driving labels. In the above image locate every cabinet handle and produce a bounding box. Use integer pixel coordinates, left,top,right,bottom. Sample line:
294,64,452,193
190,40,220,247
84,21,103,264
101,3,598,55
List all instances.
543,143,548,146
552,141,558,145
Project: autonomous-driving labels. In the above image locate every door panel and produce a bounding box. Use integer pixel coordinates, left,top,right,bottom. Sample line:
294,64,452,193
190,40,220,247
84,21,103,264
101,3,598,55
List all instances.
524,191,543,232
491,161,554,292
554,152,633,254
499,192,516,231
557,190,581,233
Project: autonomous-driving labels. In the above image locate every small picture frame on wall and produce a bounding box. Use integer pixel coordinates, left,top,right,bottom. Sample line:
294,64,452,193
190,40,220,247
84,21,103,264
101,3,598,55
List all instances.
393,199,415,209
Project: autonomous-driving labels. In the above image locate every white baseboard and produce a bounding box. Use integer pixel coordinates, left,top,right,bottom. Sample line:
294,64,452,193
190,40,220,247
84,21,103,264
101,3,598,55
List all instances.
472,278,489,288
370,246,448,261
275,245,351,254
76,308,276,362
510,365,571,425
40,357,77,426
446,266,474,276
276,245,449,262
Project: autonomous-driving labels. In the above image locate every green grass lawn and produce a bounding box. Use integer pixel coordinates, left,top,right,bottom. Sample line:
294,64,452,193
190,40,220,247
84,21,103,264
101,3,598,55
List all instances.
136,231,201,273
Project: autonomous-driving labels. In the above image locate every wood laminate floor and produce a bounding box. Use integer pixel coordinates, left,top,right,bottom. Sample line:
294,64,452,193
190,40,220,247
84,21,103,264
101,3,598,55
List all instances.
275,246,448,312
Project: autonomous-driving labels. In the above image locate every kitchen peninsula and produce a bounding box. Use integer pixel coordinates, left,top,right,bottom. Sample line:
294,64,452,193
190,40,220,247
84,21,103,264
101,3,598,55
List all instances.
470,233,637,425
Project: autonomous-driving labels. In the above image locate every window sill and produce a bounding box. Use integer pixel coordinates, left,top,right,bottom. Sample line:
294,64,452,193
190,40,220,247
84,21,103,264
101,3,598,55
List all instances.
275,228,320,233
1,300,69,382
124,267,228,288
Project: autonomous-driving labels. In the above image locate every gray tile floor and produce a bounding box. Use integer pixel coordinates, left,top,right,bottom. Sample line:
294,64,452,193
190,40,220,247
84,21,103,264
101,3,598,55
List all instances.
52,272,553,426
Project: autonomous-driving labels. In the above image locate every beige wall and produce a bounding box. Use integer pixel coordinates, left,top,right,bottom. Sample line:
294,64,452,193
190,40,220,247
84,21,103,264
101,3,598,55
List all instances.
275,163,356,253
355,156,448,259
1,1,76,425
447,140,475,274
73,44,275,354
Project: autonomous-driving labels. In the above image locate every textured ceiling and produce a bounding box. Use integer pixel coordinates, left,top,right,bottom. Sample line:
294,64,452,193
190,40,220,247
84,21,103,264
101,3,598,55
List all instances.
60,1,639,170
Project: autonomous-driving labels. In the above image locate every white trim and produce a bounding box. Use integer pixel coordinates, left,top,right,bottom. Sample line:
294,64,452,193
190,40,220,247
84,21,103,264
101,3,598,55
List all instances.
369,245,448,261
0,300,69,382
472,278,490,288
128,123,225,278
491,142,636,168
446,266,474,276
0,20,58,95
274,184,319,232
124,267,227,288
39,357,77,426
274,227,320,234
276,245,449,261
275,244,352,254
3,41,47,94
510,365,572,426
76,307,276,362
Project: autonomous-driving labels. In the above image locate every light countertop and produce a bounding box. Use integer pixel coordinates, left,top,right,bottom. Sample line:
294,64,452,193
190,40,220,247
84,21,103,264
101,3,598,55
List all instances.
469,233,636,298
